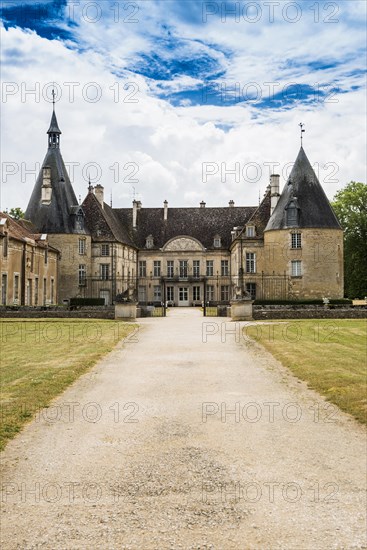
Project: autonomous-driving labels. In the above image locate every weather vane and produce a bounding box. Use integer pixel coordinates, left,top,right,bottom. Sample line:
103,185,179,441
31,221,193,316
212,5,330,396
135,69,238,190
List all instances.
299,122,305,145
52,86,56,110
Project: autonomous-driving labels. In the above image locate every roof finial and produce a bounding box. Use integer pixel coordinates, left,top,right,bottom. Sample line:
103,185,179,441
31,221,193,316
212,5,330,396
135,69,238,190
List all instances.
110,190,113,207
299,122,305,146
88,173,93,193
52,86,56,112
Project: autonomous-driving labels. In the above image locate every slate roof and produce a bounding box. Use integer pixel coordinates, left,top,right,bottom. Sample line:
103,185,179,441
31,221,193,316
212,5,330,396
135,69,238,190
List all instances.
113,205,257,250
47,110,61,134
236,187,271,242
25,144,87,235
82,192,134,245
0,212,58,251
265,147,342,231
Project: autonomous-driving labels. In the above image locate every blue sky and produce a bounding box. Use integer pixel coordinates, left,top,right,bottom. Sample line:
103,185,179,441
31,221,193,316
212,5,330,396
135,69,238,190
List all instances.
1,0,366,208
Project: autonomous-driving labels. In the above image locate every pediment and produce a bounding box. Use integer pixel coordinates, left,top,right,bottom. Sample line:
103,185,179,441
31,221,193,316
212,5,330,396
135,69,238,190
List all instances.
163,236,205,252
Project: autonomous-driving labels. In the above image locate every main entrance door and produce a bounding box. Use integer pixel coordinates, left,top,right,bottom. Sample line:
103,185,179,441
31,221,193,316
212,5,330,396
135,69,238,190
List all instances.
178,287,189,306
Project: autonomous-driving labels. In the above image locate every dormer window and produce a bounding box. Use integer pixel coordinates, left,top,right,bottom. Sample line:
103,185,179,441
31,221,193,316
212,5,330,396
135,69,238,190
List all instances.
246,226,255,237
214,235,221,248
286,200,299,227
146,235,154,249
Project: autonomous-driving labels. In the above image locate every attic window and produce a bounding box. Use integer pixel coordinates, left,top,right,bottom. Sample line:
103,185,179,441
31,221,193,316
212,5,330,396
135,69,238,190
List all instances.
246,226,255,237
286,200,299,227
213,235,221,248
146,235,154,249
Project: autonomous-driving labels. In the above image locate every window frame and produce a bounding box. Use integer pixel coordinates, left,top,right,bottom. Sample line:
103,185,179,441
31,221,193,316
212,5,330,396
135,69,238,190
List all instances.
221,259,229,276
153,261,161,277
101,244,110,257
246,252,256,274
206,260,214,277
291,232,302,249
139,260,147,277
291,260,302,277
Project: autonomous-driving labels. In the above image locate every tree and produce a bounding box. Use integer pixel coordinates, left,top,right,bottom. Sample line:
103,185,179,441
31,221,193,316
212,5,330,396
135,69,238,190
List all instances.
9,207,25,220
332,182,367,298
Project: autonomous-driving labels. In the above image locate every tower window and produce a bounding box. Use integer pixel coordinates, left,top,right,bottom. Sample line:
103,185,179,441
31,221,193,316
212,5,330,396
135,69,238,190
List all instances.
291,260,302,277
79,239,86,255
291,233,302,249
286,201,299,227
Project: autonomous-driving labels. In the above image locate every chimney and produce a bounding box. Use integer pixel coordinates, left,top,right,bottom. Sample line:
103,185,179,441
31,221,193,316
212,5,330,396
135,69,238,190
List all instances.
164,200,168,221
41,166,52,205
94,184,104,208
136,200,142,210
132,200,138,229
229,200,235,207
200,201,206,208
270,174,280,215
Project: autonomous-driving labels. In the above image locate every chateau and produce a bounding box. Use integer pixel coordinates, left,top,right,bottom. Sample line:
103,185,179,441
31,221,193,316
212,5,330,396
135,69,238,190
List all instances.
1,105,344,306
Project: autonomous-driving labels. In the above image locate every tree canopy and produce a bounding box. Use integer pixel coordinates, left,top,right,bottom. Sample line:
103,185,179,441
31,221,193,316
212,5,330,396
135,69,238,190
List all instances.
332,182,367,298
8,207,25,220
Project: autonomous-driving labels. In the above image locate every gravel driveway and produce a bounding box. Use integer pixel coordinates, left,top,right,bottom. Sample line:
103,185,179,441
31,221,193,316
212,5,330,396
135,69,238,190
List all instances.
1,309,366,549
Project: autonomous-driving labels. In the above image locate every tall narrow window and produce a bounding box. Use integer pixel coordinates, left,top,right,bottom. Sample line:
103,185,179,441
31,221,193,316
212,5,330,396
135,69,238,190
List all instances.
166,286,174,302
100,264,109,280
44,248,48,264
167,260,174,278
206,260,214,276
153,285,161,300
139,261,146,277
291,260,302,276
14,274,19,302
79,264,86,285
51,278,54,304
206,285,214,302
193,286,201,301
79,239,86,255
221,260,229,276
153,261,161,277
3,235,8,257
291,233,302,249
34,277,39,306
193,260,200,278
43,278,47,305
246,252,256,273
220,285,229,301
179,260,188,278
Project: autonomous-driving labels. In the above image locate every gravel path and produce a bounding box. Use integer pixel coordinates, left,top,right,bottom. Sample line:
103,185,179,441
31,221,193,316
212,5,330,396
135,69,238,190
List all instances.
1,309,366,550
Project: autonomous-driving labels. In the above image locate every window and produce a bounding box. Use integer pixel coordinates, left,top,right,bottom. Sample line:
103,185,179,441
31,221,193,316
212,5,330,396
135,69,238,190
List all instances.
246,283,256,300
26,279,32,306
246,226,255,237
221,285,229,301
1,274,7,305
146,235,154,249
34,277,39,306
291,233,302,249
44,247,48,264
206,285,214,302
138,285,147,302
291,260,302,277
100,264,109,280
43,278,47,305
79,239,86,255
139,261,146,277
167,260,174,278
79,264,86,286
3,235,8,257
221,260,229,276
51,278,55,304
166,286,174,302
153,261,161,277
31,248,35,272
179,260,188,278
193,260,200,278
286,201,298,226
153,285,161,300
246,252,256,273
214,235,221,248
206,260,214,276
101,244,109,256
14,274,19,302
193,286,200,301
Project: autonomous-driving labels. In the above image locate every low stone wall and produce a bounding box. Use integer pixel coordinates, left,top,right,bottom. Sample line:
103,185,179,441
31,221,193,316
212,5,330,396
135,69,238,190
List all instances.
253,305,367,319
0,306,115,319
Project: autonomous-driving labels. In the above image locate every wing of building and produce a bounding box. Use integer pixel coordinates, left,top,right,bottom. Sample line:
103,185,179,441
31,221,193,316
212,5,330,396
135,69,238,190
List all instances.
1,105,343,307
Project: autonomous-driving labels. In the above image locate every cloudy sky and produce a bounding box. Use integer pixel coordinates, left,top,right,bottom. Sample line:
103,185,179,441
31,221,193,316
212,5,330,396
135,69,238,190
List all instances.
0,0,366,211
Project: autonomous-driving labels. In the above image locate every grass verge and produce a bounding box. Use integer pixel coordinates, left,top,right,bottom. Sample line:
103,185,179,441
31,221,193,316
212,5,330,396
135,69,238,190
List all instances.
0,318,137,451
247,319,367,424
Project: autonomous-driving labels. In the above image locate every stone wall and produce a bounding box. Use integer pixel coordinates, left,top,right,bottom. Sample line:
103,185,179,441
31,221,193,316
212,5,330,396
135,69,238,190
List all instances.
0,306,115,319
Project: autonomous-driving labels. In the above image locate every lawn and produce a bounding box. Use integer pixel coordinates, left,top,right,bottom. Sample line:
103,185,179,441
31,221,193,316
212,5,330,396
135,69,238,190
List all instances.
0,319,137,451
247,319,367,424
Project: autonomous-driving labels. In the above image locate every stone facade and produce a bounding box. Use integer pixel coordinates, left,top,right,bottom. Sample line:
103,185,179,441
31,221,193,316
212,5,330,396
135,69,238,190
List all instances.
0,213,58,306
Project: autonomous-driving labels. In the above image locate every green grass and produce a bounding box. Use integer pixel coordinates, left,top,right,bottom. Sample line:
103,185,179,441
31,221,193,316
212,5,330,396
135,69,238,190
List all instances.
0,319,137,451
247,319,367,424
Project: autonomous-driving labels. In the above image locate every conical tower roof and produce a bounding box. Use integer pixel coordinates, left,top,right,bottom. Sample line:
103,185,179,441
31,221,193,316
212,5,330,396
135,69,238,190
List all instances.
265,147,341,231
47,110,61,134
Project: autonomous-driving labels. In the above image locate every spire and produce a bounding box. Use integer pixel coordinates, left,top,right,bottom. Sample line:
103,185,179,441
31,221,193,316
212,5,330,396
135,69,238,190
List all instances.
47,89,61,148
299,122,305,146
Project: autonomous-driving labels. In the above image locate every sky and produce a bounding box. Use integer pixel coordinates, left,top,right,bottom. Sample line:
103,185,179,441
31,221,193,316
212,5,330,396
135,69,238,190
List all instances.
0,0,366,210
